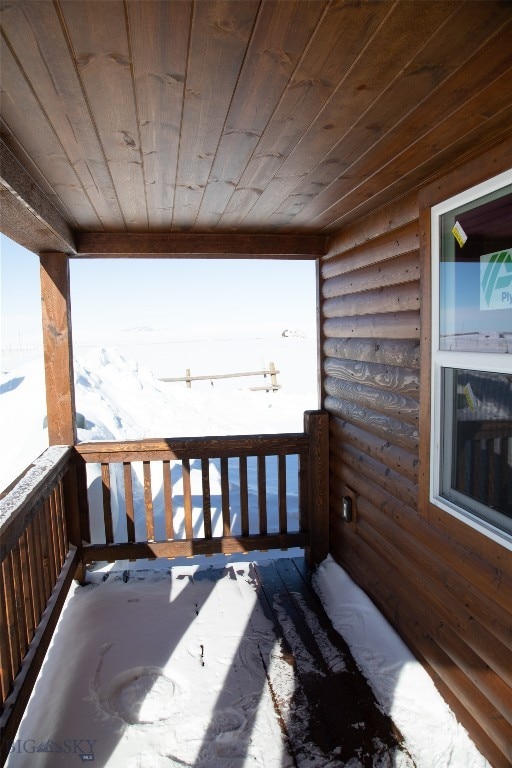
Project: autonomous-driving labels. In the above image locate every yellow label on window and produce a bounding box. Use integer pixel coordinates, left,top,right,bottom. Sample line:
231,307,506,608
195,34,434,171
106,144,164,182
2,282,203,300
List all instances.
463,383,476,411
452,220,468,247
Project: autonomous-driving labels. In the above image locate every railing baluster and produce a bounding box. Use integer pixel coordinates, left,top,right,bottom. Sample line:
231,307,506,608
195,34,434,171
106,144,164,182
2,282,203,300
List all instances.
239,456,249,536
37,505,52,602
0,560,14,702
2,554,21,683
56,480,67,568
257,456,267,535
182,459,193,539
143,461,154,542
27,517,43,625
220,458,230,536
278,455,287,535
201,459,212,539
48,491,61,582
18,531,35,645
101,462,114,544
11,547,28,662
163,460,174,540
123,462,136,543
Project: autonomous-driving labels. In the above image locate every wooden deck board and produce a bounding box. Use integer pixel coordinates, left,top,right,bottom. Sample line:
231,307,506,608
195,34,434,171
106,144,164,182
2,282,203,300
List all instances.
244,558,410,766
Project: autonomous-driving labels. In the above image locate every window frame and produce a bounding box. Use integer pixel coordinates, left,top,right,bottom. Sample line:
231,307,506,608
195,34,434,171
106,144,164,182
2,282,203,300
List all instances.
429,169,512,549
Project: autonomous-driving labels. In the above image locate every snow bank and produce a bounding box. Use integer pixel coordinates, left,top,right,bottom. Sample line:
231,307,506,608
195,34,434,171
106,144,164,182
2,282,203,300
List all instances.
313,556,490,768
1,347,316,494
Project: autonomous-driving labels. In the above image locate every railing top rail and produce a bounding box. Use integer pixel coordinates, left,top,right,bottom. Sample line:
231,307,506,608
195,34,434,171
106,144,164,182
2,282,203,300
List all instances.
0,445,73,557
75,433,309,462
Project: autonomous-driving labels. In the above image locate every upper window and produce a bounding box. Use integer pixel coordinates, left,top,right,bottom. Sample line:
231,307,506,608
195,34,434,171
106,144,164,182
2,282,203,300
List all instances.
431,171,512,543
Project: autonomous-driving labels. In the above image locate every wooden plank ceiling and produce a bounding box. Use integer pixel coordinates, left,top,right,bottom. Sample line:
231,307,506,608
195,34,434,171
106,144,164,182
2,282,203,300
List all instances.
1,0,512,253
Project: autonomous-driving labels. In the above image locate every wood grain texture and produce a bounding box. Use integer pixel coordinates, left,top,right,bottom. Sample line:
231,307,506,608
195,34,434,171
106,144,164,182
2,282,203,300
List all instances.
126,0,192,230
81,534,309,564
325,395,419,453
322,221,419,279
324,311,420,340
2,1,510,247
330,416,419,483
325,136,512,766
172,0,260,230
1,0,124,230
323,281,420,318
324,376,419,427
76,232,326,257
323,337,421,369
58,0,147,230
322,251,420,299
324,357,419,397
76,434,309,462
39,254,77,446
0,140,76,253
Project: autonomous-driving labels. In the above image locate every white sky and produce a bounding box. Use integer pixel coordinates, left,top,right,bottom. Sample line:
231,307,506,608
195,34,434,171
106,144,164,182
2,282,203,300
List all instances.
0,234,317,349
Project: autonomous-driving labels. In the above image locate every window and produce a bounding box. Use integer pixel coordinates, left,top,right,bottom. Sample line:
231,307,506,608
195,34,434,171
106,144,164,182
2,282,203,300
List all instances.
430,171,512,542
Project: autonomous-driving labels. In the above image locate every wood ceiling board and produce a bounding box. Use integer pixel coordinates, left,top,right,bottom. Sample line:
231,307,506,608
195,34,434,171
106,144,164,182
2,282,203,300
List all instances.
1,0,511,244
0,35,100,230
126,0,192,231
59,0,147,231
251,3,484,227
218,0,394,230
290,12,512,232
75,232,326,258
1,0,124,231
194,0,329,230
171,0,260,231
313,53,512,234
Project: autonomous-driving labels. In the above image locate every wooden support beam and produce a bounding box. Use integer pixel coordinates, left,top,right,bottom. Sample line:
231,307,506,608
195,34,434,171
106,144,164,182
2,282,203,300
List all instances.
0,139,76,254
304,410,329,566
40,254,76,446
75,232,327,259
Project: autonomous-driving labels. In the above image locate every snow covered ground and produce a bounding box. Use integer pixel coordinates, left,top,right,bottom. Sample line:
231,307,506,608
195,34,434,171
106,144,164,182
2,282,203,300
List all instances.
1,344,490,767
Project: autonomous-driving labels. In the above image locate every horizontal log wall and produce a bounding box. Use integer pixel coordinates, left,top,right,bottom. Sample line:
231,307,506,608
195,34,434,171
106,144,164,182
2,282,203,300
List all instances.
322,176,512,767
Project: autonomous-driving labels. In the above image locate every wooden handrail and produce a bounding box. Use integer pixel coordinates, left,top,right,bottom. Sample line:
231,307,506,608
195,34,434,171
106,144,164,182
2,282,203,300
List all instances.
0,447,80,763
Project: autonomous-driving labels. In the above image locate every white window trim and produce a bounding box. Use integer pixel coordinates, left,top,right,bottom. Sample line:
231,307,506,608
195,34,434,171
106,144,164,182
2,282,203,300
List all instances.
430,169,512,551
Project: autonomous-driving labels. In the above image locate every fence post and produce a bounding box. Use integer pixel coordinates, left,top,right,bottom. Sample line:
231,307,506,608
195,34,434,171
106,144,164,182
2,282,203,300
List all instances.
304,410,329,566
186,368,192,388
269,361,278,391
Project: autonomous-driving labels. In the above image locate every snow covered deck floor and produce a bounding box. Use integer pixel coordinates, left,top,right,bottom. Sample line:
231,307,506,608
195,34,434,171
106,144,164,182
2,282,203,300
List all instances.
7,556,413,768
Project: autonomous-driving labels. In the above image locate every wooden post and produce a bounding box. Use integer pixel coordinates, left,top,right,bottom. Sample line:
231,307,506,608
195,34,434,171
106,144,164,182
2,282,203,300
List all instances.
269,361,277,392
40,253,76,446
186,368,192,388
304,410,329,566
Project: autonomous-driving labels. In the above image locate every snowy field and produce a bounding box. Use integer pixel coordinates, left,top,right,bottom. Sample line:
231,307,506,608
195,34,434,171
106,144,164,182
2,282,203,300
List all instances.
0,339,490,767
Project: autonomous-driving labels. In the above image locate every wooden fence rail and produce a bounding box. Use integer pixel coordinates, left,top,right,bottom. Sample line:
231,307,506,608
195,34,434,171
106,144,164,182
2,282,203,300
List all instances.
159,361,280,391
0,448,80,760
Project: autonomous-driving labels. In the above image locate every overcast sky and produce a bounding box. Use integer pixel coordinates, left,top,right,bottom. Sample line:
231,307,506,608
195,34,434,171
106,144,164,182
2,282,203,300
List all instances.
0,234,316,349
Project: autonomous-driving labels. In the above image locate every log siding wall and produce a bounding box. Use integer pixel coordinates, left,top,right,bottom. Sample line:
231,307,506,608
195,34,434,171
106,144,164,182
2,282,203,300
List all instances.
322,149,512,766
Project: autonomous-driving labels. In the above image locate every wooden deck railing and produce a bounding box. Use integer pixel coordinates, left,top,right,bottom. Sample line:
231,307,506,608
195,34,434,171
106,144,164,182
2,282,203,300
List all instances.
0,410,328,762
0,447,81,759
74,411,328,568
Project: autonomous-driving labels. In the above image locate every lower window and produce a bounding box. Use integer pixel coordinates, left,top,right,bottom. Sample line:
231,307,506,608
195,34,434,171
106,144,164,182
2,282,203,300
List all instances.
440,368,512,535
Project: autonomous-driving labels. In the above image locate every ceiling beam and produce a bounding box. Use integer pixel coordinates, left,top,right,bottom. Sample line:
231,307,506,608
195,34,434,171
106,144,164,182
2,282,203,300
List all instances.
0,139,76,255
75,232,327,259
